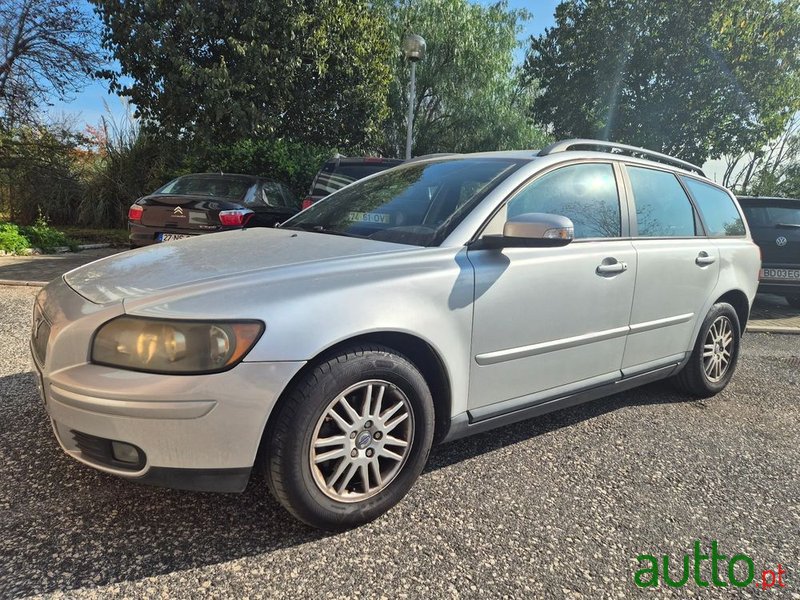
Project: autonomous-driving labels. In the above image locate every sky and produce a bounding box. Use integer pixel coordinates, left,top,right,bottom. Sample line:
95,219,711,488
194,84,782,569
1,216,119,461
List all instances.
49,0,562,129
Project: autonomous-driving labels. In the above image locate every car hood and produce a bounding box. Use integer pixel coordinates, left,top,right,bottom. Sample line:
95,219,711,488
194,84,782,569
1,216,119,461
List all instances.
63,228,416,304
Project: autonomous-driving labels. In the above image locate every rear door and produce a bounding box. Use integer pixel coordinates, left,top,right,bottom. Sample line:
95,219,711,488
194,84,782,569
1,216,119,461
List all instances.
621,165,720,373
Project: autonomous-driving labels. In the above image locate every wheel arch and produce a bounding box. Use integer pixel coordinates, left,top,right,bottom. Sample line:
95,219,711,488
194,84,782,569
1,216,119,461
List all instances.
259,331,454,456
714,289,751,332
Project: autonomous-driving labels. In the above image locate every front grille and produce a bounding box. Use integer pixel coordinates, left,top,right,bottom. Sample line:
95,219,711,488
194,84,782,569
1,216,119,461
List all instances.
71,430,146,471
31,304,50,366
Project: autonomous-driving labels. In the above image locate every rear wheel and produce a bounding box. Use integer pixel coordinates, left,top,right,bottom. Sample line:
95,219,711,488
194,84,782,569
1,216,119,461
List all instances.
672,302,741,398
263,344,434,530
785,295,800,309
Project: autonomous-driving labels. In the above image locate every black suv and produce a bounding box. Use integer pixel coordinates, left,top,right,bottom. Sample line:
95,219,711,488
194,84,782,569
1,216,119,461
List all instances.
302,156,404,209
738,196,800,308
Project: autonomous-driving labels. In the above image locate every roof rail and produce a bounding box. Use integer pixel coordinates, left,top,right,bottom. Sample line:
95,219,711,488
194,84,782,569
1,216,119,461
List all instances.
538,138,705,177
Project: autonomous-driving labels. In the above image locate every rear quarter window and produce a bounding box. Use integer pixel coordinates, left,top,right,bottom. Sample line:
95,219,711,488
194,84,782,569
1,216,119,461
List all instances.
683,178,746,237
312,164,393,197
741,202,800,227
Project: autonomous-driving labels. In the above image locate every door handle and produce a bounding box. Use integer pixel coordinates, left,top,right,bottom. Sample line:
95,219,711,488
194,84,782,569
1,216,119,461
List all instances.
596,260,628,275
695,252,716,266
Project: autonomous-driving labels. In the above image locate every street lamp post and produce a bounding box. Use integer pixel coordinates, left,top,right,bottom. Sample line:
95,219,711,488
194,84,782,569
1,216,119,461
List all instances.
403,34,426,160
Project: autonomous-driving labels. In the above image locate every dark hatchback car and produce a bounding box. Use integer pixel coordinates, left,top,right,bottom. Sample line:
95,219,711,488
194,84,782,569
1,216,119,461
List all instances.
129,173,299,248
302,156,404,209
738,196,800,308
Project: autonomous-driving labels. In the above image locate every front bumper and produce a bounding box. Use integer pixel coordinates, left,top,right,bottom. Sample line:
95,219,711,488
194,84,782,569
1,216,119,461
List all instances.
32,277,306,492
40,360,305,491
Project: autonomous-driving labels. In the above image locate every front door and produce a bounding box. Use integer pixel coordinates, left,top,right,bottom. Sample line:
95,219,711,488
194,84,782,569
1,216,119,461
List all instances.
467,162,636,416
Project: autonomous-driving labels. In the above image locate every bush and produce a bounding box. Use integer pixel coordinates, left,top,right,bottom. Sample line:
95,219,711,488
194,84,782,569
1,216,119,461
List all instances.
0,125,85,226
191,138,334,196
0,223,30,254
79,116,180,229
20,213,78,252
0,215,77,254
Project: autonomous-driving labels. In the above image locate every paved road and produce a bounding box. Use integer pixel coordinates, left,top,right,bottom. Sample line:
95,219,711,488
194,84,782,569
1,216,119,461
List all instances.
0,248,119,285
1,285,798,598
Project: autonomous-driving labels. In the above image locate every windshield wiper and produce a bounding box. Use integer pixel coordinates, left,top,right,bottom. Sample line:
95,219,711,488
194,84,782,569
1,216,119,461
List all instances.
776,223,800,229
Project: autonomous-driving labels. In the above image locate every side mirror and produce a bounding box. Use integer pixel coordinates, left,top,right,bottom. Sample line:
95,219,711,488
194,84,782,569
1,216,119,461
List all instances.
477,213,575,249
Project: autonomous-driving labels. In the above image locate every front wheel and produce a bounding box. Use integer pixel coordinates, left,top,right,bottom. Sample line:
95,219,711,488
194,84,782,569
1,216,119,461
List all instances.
672,302,741,398
263,344,434,530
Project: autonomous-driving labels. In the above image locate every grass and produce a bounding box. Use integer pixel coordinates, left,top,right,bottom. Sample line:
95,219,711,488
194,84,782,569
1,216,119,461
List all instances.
56,227,129,248
0,215,84,254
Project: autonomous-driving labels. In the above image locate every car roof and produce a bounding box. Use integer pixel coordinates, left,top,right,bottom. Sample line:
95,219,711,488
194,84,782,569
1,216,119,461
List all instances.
411,149,711,180
324,156,404,166
737,195,800,203
176,173,289,184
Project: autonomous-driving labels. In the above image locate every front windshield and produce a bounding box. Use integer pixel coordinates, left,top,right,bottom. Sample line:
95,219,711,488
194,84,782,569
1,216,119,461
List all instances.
282,158,523,246
155,175,255,200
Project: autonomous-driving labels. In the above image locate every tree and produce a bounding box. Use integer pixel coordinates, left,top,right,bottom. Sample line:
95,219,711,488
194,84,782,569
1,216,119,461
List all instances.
90,0,394,151
0,0,101,126
720,113,800,196
379,0,550,157
524,0,800,165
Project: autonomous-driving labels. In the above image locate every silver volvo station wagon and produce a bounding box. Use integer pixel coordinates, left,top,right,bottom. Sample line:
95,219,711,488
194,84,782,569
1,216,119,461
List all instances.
31,140,760,530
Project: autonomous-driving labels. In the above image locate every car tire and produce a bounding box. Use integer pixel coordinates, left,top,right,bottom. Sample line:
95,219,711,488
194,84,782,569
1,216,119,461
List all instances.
785,295,800,309
263,344,435,531
672,302,741,398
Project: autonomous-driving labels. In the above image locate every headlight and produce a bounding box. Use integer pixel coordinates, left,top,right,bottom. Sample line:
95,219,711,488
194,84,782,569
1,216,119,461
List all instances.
92,317,264,374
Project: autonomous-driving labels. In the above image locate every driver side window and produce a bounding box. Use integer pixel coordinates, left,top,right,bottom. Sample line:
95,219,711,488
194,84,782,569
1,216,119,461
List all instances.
486,163,622,239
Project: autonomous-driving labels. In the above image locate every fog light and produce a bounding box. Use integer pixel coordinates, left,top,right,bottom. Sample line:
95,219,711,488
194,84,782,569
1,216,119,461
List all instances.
111,441,140,464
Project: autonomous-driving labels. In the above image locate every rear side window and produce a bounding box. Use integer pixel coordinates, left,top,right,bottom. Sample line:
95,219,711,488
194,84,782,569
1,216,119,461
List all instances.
506,163,621,238
741,202,800,227
627,166,695,237
311,164,393,197
683,178,746,236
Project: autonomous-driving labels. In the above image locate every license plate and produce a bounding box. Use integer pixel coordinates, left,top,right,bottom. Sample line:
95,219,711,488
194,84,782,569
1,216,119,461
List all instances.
761,268,800,281
348,211,391,224
158,233,192,242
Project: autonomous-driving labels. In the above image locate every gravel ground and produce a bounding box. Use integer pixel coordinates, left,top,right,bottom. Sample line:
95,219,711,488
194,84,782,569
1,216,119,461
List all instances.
1,285,799,599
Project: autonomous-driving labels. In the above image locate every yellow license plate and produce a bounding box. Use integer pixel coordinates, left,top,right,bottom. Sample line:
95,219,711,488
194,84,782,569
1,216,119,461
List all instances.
348,211,390,224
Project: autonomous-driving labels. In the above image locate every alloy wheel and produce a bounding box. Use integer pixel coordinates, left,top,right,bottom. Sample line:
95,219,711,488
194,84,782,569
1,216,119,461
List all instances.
309,380,414,503
702,316,734,382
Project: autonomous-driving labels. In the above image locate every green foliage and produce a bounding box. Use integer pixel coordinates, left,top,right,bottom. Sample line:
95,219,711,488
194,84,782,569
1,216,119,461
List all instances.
91,0,393,150
190,139,334,196
724,115,800,195
524,0,800,164
380,0,550,156
58,226,129,247
0,124,84,224
20,212,78,252
0,215,78,254
0,222,30,254
80,116,178,228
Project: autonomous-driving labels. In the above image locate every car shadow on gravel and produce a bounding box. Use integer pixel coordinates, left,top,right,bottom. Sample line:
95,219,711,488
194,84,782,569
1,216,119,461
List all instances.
0,371,328,598
426,380,695,472
0,370,691,598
